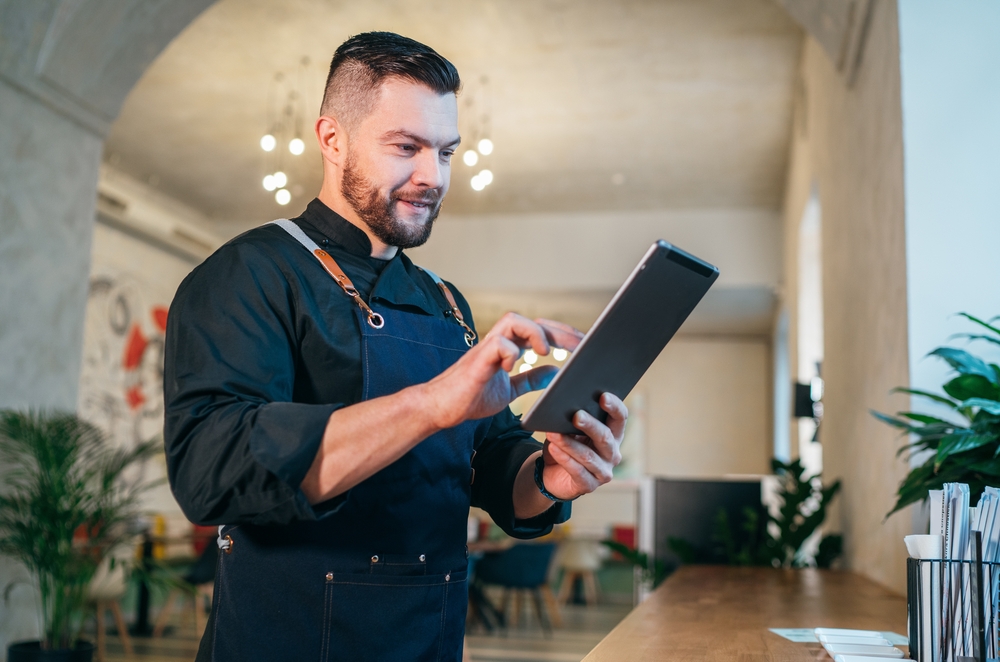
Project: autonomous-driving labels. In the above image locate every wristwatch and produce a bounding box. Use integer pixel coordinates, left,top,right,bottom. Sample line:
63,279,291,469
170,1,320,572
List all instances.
534,455,578,503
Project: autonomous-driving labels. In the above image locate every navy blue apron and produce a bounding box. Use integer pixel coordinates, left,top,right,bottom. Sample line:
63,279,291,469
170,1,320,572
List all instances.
207,224,490,661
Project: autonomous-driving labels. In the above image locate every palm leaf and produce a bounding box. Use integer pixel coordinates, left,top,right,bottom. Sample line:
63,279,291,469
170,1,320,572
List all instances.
892,387,959,409
962,398,1000,416
957,312,1000,338
931,347,999,384
943,374,1000,403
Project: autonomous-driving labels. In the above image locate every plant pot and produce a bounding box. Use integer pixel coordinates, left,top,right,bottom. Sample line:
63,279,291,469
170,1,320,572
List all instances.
7,641,95,662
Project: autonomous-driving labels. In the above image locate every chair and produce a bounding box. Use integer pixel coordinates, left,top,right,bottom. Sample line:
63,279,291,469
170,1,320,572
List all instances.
152,541,218,637
473,543,561,632
89,553,135,661
556,539,604,606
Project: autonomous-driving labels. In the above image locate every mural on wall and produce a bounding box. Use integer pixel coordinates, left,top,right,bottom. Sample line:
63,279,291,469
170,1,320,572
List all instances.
78,272,170,451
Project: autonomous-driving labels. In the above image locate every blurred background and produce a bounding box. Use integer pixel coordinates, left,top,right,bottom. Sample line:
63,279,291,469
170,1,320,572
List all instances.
1,1,999,660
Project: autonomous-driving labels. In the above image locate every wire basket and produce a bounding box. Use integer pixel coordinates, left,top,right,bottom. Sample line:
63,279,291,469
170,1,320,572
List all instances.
907,536,1000,662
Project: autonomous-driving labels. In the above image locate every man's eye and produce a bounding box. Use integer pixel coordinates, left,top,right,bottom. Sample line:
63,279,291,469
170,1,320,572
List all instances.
441,151,454,160
399,144,416,153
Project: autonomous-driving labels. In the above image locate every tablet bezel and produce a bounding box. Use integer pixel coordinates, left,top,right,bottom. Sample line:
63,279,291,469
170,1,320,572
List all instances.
519,239,718,434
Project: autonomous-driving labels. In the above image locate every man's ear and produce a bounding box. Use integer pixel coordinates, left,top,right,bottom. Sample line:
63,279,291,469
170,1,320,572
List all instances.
315,115,345,168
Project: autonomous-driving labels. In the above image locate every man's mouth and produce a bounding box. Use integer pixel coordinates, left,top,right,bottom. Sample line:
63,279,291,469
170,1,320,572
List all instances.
397,199,435,212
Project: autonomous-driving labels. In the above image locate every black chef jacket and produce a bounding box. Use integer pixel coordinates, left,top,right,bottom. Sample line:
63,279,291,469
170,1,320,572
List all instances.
163,198,568,536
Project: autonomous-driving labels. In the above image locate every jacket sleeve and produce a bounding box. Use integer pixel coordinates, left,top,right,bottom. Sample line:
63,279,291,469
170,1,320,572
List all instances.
163,241,346,526
446,283,571,539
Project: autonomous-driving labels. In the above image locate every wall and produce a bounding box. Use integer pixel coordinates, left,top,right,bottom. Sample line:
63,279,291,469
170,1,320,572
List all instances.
79,222,198,515
0,80,101,411
0,2,213,655
781,0,911,591
0,75,103,656
897,1,1000,411
641,337,772,478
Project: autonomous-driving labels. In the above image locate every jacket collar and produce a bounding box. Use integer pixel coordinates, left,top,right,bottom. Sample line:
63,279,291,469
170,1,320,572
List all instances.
298,199,439,316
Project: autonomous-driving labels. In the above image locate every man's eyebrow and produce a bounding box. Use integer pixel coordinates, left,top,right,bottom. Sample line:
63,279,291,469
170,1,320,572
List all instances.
381,130,461,148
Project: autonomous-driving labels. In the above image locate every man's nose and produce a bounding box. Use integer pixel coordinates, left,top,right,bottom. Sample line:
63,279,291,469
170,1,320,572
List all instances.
411,151,447,190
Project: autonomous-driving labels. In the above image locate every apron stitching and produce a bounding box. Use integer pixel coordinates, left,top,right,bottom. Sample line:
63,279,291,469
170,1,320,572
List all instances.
210,555,224,662
437,580,448,662
360,334,469,354
363,336,370,401
328,580,451,587
320,579,332,662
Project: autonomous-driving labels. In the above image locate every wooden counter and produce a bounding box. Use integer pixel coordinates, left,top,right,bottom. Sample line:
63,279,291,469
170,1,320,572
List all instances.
584,566,908,661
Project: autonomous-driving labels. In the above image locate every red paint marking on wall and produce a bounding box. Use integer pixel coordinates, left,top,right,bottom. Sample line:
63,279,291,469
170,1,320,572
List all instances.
152,306,168,332
125,385,146,410
122,324,148,370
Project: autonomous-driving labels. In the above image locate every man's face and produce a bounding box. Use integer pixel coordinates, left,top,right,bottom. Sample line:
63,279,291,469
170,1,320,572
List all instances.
340,78,460,250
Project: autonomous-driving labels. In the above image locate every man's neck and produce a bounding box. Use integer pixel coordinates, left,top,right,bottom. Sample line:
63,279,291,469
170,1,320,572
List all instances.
316,188,398,260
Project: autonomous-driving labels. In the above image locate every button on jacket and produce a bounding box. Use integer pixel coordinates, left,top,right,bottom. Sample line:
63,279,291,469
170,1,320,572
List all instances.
163,198,568,536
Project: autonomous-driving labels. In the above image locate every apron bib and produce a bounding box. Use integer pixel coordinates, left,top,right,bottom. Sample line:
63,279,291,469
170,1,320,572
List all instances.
207,221,489,662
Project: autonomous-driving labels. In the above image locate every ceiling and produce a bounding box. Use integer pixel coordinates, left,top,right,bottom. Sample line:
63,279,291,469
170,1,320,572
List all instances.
105,0,802,226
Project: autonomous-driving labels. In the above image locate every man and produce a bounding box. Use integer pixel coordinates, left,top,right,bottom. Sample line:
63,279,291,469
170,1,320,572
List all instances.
164,32,626,662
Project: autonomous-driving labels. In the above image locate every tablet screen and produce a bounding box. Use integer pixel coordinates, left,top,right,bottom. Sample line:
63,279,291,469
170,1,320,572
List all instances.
520,240,718,434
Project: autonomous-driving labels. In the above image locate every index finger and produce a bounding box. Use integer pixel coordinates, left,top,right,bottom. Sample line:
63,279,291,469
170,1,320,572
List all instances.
599,393,628,441
486,312,550,356
534,318,585,352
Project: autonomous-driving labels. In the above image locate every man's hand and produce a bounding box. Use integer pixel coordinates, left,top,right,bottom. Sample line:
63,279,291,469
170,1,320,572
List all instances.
512,393,627,519
421,312,583,429
541,393,627,500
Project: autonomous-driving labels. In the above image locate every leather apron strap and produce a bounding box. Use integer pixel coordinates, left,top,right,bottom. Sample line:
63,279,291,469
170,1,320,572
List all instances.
269,219,476,345
270,219,384,329
416,266,477,347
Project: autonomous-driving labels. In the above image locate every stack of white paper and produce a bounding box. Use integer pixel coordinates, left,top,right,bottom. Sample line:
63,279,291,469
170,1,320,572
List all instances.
814,628,904,660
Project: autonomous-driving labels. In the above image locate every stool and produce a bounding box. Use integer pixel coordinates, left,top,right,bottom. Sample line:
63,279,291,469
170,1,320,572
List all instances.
557,539,603,606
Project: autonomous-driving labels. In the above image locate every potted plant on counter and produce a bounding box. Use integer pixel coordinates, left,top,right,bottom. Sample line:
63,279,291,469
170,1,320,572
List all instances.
0,411,160,661
873,313,1000,514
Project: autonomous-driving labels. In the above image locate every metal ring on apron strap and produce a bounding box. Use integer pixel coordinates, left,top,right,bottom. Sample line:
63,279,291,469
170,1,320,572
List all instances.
269,220,473,342
417,266,478,347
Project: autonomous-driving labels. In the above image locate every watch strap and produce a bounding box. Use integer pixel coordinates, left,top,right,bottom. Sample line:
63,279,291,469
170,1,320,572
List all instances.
533,455,578,503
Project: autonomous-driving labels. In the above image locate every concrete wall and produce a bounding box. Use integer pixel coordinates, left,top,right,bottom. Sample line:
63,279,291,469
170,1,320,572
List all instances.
781,0,912,591
0,80,102,411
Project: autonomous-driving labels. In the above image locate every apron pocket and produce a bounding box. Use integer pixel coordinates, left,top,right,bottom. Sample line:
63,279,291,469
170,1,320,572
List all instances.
320,569,467,662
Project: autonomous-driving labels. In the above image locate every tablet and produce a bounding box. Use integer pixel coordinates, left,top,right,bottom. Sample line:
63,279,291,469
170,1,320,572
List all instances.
520,240,719,434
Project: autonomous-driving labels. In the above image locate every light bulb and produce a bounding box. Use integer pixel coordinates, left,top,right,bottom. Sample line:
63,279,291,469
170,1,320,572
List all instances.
272,171,288,188
275,188,291,205
518,363,532,374
477,138,493,155
263,174,276,191
462,150,479,166
523,349,538,365
289,138,305,155
260,134,276,152
478,169,493,186
553,348,568,362
471,175,486,191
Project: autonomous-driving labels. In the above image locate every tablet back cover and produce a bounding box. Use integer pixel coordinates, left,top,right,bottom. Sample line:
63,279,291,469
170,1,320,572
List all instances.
521,240,718,434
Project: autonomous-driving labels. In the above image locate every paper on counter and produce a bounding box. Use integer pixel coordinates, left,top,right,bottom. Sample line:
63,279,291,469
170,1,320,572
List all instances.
815,628,890,638
822,643,903,658
819,635,892,646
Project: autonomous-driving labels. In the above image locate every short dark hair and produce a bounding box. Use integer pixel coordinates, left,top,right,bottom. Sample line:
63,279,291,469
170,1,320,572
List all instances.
320,32,461,130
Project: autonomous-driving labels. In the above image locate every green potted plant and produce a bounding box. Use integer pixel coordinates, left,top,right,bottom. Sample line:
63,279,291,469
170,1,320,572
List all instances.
873,313,1000,514
0,411,160,661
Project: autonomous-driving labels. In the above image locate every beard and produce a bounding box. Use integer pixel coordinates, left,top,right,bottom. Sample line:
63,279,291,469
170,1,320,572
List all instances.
340,153,442,250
